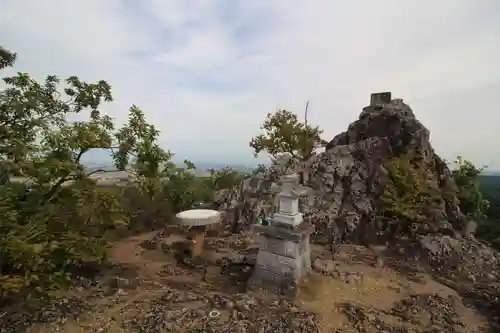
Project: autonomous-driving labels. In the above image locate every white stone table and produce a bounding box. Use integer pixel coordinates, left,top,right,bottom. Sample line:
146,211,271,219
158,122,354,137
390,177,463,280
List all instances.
176,209,220,257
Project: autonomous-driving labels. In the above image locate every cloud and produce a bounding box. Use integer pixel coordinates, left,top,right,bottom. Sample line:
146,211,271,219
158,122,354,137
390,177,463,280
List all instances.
0,0,499,167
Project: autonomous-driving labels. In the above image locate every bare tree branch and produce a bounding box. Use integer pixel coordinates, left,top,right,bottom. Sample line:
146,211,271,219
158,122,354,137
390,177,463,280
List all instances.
302,100,310,161
304,100,310,128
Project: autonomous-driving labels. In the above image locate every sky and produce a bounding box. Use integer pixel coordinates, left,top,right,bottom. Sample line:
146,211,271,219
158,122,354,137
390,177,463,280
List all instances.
0,0,499,168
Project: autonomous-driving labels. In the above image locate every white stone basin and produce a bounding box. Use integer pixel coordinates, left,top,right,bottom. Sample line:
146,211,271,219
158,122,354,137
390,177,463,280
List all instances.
176,209,221,227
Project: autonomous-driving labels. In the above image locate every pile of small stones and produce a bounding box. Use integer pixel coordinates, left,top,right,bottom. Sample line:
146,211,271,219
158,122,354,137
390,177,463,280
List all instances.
124,288,320,333
311,258,364,285
1,286,320,333
0,296,92,333
335,293,474,333
418,235,500,330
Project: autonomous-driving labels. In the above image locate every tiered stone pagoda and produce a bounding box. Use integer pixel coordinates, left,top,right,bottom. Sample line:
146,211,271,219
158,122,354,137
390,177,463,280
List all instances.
248,174,314,297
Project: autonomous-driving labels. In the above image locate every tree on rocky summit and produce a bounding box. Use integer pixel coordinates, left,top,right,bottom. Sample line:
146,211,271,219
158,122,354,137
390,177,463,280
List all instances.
452,156,489,221
0,46,185,299
249,107,325,160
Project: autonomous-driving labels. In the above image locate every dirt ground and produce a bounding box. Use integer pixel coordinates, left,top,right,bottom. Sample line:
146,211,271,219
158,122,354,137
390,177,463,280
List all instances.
3,228,490,333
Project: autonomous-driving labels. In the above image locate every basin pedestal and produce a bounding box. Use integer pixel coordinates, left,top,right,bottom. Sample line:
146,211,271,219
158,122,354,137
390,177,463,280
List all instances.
187,225,206,257
176,209,220,258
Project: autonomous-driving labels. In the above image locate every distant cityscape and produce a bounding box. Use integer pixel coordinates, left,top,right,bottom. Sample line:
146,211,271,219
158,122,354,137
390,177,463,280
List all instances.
86,162,500,179
9,162,500,186
85,162,258,180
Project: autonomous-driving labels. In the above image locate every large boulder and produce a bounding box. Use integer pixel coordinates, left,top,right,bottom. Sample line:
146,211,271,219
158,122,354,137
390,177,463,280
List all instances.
307,94,468,245
217,93,469,246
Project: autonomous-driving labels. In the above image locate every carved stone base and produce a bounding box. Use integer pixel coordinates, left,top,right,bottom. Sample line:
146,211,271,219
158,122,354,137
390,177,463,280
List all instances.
247,268,300,298
248,223,313,297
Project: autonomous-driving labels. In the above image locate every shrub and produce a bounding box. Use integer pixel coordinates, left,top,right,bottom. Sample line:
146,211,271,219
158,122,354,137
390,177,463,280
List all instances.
377,155,440,237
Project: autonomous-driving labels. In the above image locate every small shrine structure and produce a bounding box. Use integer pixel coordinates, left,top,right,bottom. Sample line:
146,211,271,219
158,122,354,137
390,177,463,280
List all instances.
248,174,314,297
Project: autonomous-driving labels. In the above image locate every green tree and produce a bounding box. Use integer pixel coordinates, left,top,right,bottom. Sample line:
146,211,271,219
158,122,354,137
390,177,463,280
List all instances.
161,160,211,212
0,47,176,299
0,46,16,70
452,156,489,221
249,109,324,160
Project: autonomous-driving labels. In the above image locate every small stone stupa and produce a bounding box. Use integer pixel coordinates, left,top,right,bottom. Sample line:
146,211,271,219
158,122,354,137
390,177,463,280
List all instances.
248,174,314,297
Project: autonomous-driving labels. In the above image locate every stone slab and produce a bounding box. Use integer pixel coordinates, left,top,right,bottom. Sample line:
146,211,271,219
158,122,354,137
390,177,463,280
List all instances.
253,222,314,242
255,250,299,277
272,212,303,228
250,215,312,297
254,246,311,278
248,249,311,297
247,268,299,298
258,235,310,258
258,236,296,258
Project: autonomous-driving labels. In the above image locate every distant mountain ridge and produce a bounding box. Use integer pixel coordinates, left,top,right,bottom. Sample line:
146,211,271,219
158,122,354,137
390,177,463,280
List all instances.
85,163,500,177
481,171,500,176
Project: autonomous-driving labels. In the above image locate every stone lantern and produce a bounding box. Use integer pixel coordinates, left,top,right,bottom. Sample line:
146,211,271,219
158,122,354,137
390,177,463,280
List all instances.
248,173,314,297
272,174,305,229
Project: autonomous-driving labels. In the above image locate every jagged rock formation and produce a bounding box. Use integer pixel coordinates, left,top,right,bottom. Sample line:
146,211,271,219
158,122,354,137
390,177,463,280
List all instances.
217,93,469,245
215,93,500,328
308,94,471,245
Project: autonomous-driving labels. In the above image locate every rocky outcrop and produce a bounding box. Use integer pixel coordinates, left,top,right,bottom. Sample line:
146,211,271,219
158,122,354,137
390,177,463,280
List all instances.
307,94,470,245
216,93,469,246
213,92,500,330
215,155,298,233
419,234,500,330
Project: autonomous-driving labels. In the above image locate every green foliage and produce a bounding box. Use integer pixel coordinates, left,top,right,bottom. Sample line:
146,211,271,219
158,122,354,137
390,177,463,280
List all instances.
154,166,242,214
113,106,176,200
249,109,324,160
0,48,181,299
479,176,500,220
478,176,500,249
0,46,16,70
161,161,211,212
379,155,496,243
451,156,489,221
378,156,440,237
206,167,242,191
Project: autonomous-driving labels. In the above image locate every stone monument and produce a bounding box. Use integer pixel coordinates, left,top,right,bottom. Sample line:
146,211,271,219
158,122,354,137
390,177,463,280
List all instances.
248,174,314,297
370,92,392,106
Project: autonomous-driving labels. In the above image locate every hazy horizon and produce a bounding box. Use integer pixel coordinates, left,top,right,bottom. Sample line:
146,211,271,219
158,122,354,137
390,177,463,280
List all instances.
84,160,500,174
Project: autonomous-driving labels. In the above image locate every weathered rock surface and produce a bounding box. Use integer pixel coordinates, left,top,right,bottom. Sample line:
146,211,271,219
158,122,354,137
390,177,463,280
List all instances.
215,155,298,233
216,93,468,245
